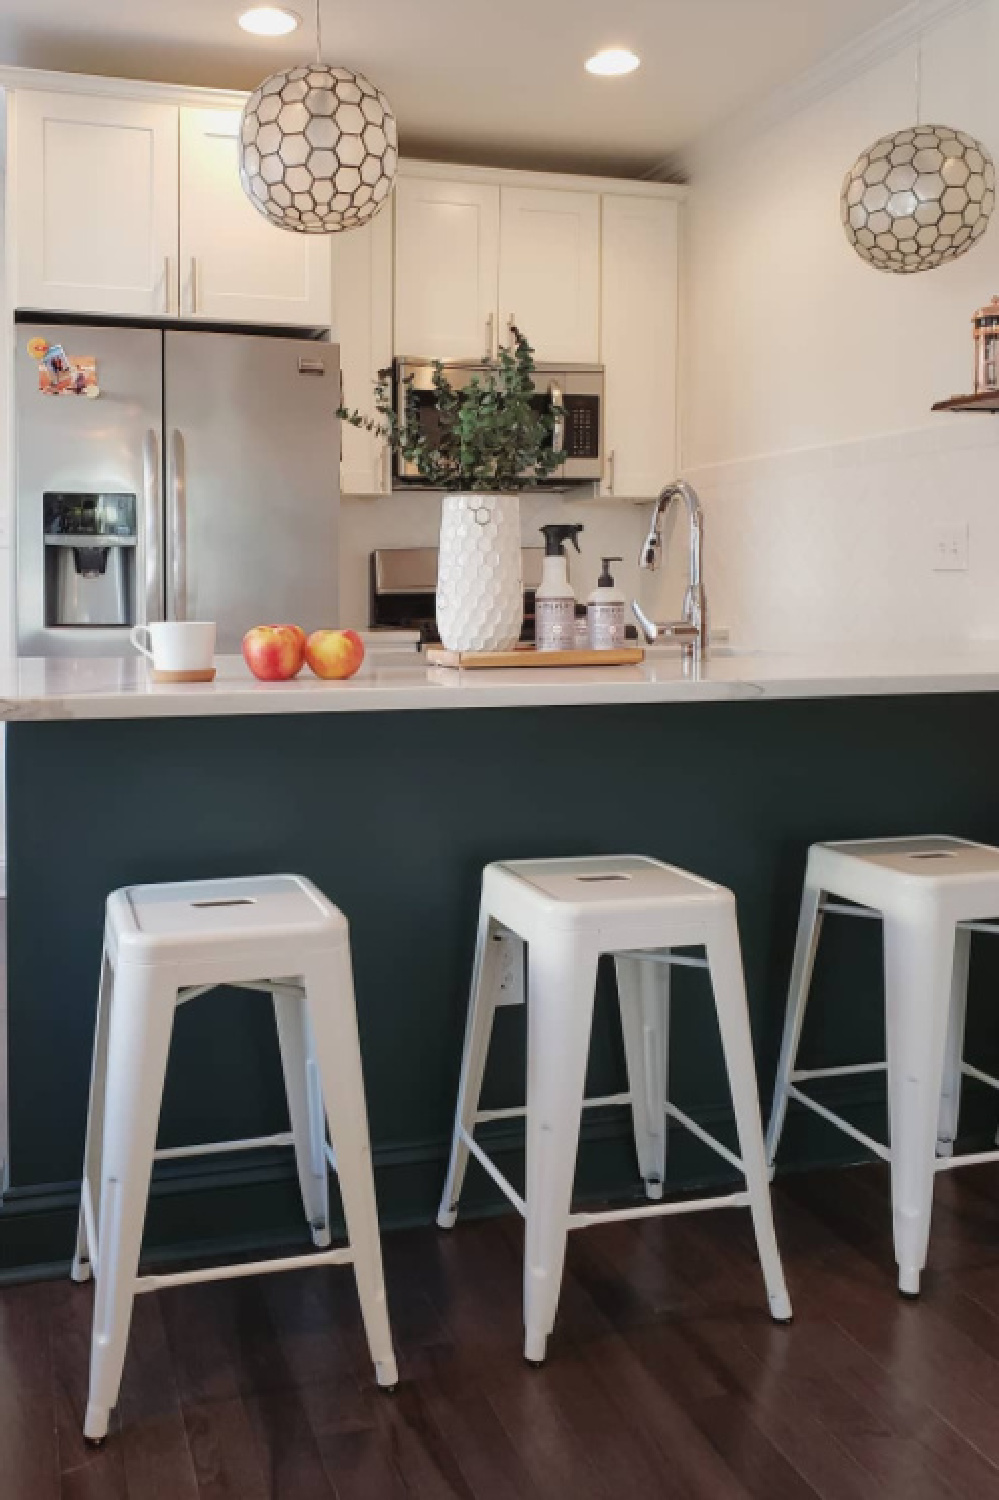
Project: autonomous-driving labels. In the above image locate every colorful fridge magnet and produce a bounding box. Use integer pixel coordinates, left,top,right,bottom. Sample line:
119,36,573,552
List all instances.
28,339,100,397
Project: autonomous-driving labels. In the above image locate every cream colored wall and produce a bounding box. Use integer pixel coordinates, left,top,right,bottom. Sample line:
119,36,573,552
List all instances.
677,0,999,649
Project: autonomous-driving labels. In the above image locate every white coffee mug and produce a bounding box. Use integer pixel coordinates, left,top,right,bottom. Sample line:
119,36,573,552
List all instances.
130,621,216,672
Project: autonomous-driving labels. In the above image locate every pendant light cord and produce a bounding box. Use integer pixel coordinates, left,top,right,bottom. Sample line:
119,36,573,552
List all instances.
915,0,924,125
315,0,322,65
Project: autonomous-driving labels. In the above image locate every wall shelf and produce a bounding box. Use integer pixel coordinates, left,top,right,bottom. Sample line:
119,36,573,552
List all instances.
932,391,999,414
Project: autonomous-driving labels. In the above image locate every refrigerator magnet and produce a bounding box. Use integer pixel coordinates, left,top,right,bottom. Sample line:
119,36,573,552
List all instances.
34,343,100,398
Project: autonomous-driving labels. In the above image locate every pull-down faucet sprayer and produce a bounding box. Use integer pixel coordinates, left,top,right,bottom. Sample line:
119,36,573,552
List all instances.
631,480,708,655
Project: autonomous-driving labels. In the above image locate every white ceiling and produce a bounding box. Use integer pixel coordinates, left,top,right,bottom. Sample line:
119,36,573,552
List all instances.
0,0,909,177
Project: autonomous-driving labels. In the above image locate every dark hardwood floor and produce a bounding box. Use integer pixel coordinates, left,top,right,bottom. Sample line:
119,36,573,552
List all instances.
7,1163,999,1498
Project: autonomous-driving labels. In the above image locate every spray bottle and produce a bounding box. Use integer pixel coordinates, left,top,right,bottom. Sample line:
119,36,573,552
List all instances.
535,524,584,651
587,557,626,650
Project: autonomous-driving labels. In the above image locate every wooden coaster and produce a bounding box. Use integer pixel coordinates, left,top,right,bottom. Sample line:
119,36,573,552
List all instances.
150,667,217,684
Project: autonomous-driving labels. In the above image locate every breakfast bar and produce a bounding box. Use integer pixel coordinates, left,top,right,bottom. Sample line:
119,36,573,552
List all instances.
5,645,999,1277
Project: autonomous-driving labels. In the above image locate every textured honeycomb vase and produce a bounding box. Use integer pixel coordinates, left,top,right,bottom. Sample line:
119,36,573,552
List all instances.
436,494,523,654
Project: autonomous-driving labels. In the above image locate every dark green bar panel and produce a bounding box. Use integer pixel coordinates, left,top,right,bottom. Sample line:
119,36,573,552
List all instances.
5,694,999,1274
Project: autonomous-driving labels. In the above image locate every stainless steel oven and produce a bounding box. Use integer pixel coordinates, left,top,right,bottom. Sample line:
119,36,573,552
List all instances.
394,358,604,485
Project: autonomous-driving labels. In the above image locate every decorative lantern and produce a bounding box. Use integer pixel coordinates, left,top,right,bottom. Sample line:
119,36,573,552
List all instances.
973,295,999,393
238,1,397,234
841,124,995,274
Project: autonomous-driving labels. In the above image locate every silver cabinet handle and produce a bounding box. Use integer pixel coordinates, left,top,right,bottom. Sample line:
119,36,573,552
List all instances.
168,429,188,620
164,256,175,315
549,380,565,454
485,313,495,362
606,449,616,496
190,257,201,315
142,428,163,622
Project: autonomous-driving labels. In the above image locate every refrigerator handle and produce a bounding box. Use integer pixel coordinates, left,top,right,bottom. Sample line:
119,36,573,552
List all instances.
142,428,163,623
168,428,188,621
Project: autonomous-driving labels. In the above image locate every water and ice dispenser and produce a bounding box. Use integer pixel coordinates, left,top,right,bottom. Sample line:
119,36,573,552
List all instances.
43,492,137,628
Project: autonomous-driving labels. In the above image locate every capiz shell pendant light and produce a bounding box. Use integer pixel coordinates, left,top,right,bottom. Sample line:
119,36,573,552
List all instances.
239,0,398,234
841,28,994,273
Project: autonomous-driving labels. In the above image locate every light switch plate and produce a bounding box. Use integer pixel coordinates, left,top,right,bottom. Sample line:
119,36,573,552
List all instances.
932,524,969,571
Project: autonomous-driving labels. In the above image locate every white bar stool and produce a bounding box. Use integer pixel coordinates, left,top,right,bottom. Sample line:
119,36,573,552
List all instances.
438,855,792,1363
72,874,398,1443
767,835,999,1297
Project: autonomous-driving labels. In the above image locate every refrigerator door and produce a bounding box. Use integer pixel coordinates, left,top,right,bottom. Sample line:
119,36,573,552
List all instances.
164,331,340,651
15,323,164,657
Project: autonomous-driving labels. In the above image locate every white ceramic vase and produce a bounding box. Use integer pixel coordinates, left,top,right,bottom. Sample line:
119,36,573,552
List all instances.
436,493,523,653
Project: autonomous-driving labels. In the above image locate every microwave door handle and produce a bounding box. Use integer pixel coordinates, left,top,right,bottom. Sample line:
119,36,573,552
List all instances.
549,381,566,454
168,428,188,621
142,428,163,623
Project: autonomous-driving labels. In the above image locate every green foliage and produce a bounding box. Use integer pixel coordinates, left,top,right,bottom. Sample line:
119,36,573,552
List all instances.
336,328,567,491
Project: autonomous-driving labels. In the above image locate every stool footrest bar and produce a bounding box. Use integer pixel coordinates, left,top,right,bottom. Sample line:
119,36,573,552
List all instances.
960,1061,999,1093
474,1092,633,1126
787,1084,892,1162
458,1127,527,1217
935,1146,999,1173
791,1062,887,1081
569,1190,752,1231
134,1245,353,1294
664,1100,745,1174
153,1131,294,1162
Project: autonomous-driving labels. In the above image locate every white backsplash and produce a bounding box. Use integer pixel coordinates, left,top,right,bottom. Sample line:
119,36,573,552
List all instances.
339,491,664,632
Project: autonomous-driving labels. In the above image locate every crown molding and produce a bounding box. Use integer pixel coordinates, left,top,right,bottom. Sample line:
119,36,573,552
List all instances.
0,63,248,111
668,0,985,180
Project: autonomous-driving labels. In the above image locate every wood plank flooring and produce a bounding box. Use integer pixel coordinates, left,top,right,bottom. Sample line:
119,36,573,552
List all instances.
6,1163,999,1498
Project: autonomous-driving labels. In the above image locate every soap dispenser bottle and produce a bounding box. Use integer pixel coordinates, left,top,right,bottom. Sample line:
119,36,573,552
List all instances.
535,524,584,651
587,557,626,650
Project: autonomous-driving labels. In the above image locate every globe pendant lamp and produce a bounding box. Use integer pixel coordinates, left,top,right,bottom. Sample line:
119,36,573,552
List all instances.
841,31,994,273
239,0,398,234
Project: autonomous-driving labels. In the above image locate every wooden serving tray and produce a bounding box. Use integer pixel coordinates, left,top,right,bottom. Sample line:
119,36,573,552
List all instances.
426,645,645,670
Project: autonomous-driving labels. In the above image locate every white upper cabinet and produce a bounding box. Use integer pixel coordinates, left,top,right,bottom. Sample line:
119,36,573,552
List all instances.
600,195,679,499
179,109,331,327
394,177,500,359
333,202,394,494
498,187,599,363
12,90,179,317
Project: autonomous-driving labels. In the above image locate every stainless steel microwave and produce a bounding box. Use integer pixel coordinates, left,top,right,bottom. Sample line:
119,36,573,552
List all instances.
394,358,604,485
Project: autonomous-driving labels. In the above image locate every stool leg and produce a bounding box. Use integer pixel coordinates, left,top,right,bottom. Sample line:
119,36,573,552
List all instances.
73,947,115,1283
936,927,971,1159
303,950,398,1391
523,936,599,1365
706,919,793,1324
84,965,175,1443
884,914,956,1297
273,989,331,1248
615,954,669,1200
766,877,824,1169
438,910,507,1228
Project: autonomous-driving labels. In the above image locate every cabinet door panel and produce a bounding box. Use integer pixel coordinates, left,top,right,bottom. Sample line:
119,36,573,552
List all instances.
180,108,331,327
333,203,394,494
394,177,499,359
13,90,178,316
499,187,599,363
600,196,678,499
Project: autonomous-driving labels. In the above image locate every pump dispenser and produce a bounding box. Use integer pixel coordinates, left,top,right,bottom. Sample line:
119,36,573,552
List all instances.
535,524,583,651
587,556,626,650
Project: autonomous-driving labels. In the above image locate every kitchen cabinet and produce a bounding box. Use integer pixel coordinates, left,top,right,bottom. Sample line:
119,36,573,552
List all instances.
498,186,600,363
394,176,500,359
11,90,179,317
600,195,679,498
333,203,394,494
179,109,331,326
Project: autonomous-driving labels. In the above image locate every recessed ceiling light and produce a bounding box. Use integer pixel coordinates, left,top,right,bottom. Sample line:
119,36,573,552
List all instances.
238,6,301,36
585,48,641,77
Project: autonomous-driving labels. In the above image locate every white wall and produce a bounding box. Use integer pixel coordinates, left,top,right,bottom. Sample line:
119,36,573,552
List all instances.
678,0,999,649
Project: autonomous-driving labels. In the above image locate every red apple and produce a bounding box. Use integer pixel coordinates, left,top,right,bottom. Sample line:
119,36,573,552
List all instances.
242,624,306,681
305,628,365,680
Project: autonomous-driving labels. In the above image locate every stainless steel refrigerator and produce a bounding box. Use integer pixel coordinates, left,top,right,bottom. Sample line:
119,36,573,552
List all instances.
15,323,340,657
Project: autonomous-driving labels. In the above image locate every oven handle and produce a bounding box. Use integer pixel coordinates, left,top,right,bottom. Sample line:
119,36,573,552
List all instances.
549,380,566,454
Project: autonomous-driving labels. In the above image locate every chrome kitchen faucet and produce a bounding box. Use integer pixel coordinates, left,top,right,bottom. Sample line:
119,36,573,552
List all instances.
632,480,708,657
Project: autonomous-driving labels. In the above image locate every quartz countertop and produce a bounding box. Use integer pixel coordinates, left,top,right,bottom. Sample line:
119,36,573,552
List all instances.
4,642,999,721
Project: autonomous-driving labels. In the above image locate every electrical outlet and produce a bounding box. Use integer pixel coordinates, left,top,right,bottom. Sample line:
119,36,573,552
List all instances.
493,929,525,1006
932,524,969,571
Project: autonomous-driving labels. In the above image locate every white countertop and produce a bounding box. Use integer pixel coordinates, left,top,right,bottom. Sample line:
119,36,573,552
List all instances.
4,642,999,721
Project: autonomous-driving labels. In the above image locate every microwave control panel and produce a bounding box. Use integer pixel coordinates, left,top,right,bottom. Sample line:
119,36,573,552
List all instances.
562,395,600,459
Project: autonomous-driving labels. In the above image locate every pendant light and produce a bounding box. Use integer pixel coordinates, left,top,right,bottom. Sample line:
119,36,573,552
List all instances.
841,24,994,273
239,0,398,234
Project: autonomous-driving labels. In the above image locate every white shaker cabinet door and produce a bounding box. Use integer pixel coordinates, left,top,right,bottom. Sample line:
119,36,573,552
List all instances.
12,90,179,317
600,195,678,499
498,186,599,363
394,176,500,359
333,201,394,494
179,108,331,327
